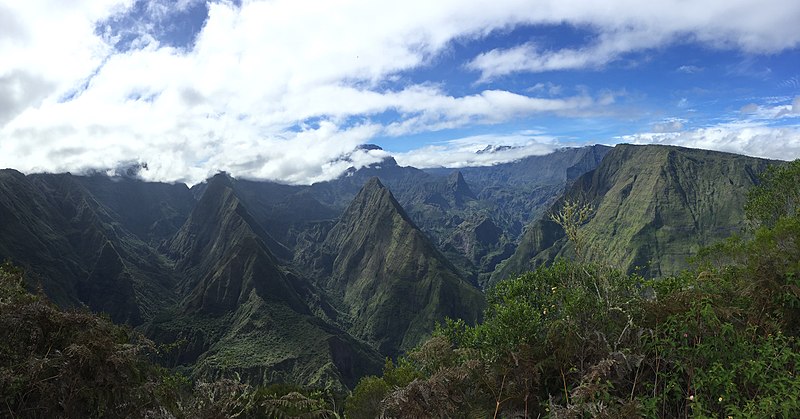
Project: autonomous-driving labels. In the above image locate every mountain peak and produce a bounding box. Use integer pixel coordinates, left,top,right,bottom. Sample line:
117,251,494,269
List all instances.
363,176,385,189
356,144,383,152
338,177,416,231
319,180,484,356
447,170,475,201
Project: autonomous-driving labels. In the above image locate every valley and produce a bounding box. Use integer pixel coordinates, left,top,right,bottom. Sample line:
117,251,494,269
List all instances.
0,143,776,395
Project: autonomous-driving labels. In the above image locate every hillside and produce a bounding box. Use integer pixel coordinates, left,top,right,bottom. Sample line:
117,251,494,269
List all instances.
303,177,485,357
0,143,778,394
0,170,176,323
148,174,383,391
493,144,774,282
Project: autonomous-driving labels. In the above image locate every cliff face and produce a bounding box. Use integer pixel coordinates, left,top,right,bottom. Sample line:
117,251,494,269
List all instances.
153,173,382,391
493,144,773,283
0,170,176,324
319,177,485,356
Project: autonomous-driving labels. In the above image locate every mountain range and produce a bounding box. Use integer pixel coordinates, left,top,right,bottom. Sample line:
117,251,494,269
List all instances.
0,143,777,391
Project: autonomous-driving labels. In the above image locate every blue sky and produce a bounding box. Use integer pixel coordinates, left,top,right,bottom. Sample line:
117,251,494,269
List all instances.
1,0,799,184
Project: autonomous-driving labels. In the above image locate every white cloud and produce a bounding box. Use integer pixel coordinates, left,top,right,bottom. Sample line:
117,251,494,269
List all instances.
0,1,123,122
620,122,800,161
0,0,798,184
0,0,619,184
467,31,668,81
527,82,563,96
466,0,800,80
738,97,800,120
676,65,703,74
652,118,685,133
393,132,561,168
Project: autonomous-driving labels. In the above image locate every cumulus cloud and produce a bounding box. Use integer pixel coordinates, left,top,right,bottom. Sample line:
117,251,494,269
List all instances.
0,0,623,184
737,97,800,120
393,131,562,168
1,0,799,184
466,0,800,80
620,122,800,161
652,118,685,133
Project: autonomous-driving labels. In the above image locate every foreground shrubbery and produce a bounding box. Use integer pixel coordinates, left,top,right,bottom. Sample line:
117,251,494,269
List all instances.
346,162,800,418
0,261,340,419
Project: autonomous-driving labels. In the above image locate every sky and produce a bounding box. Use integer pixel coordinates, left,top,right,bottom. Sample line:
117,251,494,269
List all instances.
1,0,799,185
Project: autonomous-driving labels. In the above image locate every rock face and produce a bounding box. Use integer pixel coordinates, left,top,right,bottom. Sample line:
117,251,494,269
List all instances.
0,169,175,323
75,174,195,245
152,174,382,391
493,144,774,282
318,177,485,356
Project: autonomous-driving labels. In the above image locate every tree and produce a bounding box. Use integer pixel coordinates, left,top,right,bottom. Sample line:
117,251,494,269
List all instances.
550,199,594,261
745,160,800,227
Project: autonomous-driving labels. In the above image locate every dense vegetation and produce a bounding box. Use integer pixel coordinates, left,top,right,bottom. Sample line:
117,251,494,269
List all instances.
346,160,800,418
0,261,345,418
495,145,772,282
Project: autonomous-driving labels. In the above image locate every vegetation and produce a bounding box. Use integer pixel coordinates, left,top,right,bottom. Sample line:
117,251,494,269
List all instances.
495,144,774,281
0,261,342,418
1,148,794,417
347,159,800,418
549,199,593,261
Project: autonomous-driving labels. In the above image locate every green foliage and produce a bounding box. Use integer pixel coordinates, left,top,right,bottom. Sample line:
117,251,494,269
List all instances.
745,159,800,227
0,261,169,417
0,262,344,418
344,377,390,419
352,159,800,417
344,358,420,418
549,200,594,261
377,260,646,417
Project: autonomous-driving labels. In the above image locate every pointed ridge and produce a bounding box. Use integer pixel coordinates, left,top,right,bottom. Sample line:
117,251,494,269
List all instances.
363,176,385,189
207,171,235,189
321,173,484,357
169,170,291,264
447,170,475,199
345,176,419,229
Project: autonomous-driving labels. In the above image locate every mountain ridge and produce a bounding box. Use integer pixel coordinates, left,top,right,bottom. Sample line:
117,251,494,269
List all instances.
492,144,775,282
311,177,485,356
0,143,777,392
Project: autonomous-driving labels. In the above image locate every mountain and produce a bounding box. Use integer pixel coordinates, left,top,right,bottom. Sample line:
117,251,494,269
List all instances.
427,145,611,191
492,144,774,283
0,170,176,323
149,174,382,391
2,142,776,394
411,145,611,285
192,147,609,289
74,174,195,246
305,177,485,357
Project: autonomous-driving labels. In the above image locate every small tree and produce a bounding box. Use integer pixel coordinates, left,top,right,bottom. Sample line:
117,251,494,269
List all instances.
550,199,594,261
745,160,800,228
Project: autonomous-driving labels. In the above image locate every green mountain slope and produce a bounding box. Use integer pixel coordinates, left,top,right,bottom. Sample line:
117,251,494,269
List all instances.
149,173,382,391
416,146,611,284
314,177,485,357
75,174,195,246
0,170,176,323
493,144,774,282
431,144,612,191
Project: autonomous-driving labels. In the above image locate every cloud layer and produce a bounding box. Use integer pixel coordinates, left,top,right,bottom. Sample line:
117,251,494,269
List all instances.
621,123,800,161
1,0,798,184
393,131,562,169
